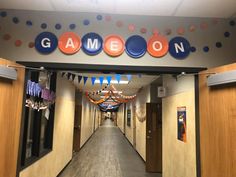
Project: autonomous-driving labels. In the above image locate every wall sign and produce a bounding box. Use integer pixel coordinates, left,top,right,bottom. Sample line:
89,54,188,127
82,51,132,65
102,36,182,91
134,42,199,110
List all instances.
147,34,169,58
35,32,58,54
103,35,124,57
127,109,131,127
177,106,187,143
58,32,81,55
35,32,191,60
81,32,103,55
125,35,147,58
169,37,191,59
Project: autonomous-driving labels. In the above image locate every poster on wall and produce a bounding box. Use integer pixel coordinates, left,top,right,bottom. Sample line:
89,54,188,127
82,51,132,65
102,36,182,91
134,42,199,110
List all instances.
177,106,187,142
127,109,131,127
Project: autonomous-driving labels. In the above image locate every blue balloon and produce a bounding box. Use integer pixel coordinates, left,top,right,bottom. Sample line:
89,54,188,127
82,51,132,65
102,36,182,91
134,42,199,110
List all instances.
82,33,103,55
169,37,191,59
35,32,58,54
125,35,147,58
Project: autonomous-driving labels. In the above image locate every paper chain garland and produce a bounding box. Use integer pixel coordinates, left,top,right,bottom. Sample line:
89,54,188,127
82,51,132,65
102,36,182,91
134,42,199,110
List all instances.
85,84,137,106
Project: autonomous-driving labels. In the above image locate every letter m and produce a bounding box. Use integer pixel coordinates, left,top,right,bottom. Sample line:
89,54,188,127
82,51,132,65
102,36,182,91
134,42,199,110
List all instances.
87,38,98,49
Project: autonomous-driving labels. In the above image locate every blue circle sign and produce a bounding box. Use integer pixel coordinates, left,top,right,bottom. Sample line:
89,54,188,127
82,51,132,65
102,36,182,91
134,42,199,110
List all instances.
125,35,147,58
169,37,190,59
35,32,58,54
82,33,103,55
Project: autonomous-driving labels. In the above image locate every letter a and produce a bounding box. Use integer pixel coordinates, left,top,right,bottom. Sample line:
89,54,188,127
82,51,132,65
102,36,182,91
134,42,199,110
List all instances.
65,38,75,48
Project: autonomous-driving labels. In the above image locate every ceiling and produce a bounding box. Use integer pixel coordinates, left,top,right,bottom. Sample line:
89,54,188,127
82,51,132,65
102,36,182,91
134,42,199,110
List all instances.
68,72,159,96
1,0,236,18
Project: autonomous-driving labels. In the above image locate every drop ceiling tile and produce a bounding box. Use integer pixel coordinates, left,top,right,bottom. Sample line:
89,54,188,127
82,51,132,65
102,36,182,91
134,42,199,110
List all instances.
1,0,54,11
175,0,236,18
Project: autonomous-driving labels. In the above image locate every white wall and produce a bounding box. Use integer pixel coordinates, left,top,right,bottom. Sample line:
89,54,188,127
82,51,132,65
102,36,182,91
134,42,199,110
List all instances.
117,85,150,161
117,104,125,133
80,93,100,147
20,74,75,177
162,75,196,177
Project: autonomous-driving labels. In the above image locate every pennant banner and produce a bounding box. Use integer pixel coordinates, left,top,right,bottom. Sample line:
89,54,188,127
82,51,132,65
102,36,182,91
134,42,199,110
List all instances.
115,74,121,83
99,76,104,86
67,73,72,80
61,72,66,77
83,76,88,85
78,75,82,84
72,74,76,81
91,77,96,85
106,76,112,85
126,74,132,82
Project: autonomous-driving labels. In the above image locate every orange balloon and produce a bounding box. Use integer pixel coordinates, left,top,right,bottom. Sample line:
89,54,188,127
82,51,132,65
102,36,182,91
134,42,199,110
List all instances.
104,35,124,57
58,32,81,54
147,35,169,58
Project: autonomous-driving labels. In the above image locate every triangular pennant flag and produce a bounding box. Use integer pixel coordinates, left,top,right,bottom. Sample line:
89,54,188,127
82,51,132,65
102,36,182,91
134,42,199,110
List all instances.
78,75,82,84
126,74,132,82
99,76,104,86
106,76,112,85
115,74,121,83
61,72,66,77
83,76,88,85
67,73,72,80
91,77,96,85
72,74,76,81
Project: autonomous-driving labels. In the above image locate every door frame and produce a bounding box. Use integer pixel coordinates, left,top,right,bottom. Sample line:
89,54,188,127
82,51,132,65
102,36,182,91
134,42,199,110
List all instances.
17,61,204,177
73,105,82,152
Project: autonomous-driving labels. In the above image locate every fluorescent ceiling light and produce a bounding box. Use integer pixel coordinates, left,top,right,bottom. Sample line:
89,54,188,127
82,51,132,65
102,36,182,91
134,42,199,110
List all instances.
94,80,129,84
101,90,122,93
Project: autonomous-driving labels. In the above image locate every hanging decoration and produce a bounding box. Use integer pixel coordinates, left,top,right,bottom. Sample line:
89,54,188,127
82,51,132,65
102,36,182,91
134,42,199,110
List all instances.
91,77,96,85
67,73,72,80
72,74,76,81
61,72,66,77
78,75,82,83
98,103,121,112
115,74,121,83
99,76,104,86
110,85,136,99
126,74,132,82
106,76,112,85
83,76,88,85
135,104,146,122
60,72,134,87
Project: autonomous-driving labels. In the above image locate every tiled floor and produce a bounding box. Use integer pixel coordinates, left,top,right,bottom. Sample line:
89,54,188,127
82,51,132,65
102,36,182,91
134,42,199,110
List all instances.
59,119,162,177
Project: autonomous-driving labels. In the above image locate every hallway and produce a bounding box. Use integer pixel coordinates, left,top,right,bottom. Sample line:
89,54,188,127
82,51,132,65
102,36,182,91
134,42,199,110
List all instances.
59,119,162,177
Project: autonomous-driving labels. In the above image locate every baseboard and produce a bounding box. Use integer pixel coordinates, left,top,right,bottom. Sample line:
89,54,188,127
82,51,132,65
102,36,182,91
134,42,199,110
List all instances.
56,159,72,176
79,126,99,150
57,127,99,176
117,126,146,163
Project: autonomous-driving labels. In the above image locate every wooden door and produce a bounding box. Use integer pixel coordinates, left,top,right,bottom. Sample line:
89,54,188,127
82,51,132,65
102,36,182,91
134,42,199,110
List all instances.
73,105,82,152
0,59,25,177
123,103,127,134
199,63,236,177
133,106,136,148
146,103,162,172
